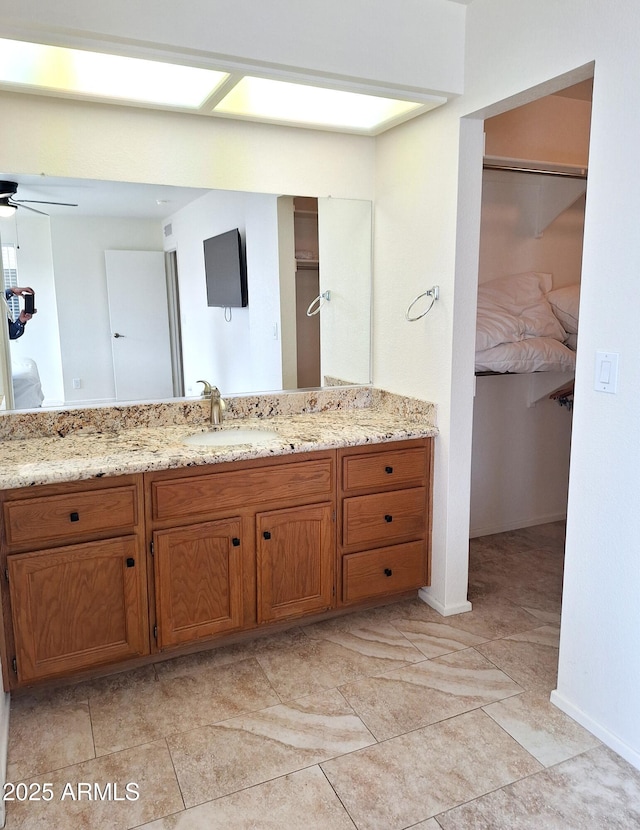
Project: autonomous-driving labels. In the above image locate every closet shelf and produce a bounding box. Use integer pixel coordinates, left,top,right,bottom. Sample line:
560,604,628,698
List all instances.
483,155,588,179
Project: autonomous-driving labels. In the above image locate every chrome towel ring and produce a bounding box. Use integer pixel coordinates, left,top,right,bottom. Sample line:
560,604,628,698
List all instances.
405,285,440,321
306,290,331,317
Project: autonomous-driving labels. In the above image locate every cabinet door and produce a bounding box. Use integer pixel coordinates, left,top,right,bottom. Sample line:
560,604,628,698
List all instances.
8,537,149,684
153,519,243,649
256,503,334,623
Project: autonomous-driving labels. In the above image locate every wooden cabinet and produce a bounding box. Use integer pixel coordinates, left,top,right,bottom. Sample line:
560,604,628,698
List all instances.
153,519,243,649
8,537,148,684
0,475,148,687
0,440,432,689
338,439,433,605
256,502,334,623
145,451,336,652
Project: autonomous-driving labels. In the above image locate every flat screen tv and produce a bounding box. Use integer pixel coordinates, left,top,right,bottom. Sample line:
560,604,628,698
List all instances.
203,228,248,308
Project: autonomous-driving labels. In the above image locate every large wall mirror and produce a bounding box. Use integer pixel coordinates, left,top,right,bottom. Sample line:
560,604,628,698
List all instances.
0,175,372,412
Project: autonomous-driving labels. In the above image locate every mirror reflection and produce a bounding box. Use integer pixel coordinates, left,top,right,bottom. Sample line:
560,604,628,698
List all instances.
0,176,372,411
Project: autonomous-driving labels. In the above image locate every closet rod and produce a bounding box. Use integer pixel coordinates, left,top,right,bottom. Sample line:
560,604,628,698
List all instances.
483,162,587,180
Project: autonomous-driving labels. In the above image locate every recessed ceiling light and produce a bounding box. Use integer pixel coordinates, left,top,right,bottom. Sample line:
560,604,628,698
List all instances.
214,76,433,134
0,37,228,108
0,38,446,134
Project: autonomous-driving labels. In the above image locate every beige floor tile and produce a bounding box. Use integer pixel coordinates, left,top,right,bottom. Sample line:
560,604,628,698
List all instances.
339,647,522,741
167,688,375,808
302,597,443,635
136,766,356,829
89,658,279,755
520,606,561,626
436,745,640,829
444,596,544,640
389,618,489,658
321,709,542,830
477,625,560,691
4,740,183,830
7,695,95,781
254,624,424,700
482,690,601,766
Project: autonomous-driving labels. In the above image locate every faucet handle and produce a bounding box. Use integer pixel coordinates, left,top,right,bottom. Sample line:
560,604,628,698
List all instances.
196,380,213,397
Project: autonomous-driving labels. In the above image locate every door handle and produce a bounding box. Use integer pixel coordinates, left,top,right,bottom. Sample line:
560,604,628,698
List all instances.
113,332,125,338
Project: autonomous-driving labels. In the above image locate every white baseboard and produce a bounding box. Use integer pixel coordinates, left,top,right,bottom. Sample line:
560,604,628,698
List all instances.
550,689,640,772
418,587,473,617
0,691,10,829
469,511,567,539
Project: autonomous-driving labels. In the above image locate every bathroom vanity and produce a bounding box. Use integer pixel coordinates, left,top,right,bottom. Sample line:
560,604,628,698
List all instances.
0,389,436,690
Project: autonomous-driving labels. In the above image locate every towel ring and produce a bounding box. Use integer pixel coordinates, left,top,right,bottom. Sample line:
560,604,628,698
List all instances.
405,286,440,321
306,290,331,317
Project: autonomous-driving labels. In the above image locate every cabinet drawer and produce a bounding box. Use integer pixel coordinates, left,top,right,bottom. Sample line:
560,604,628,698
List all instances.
3,486,139,549
342,541,427,603
341,447,427,493
150,457,334,522
342,487,426,549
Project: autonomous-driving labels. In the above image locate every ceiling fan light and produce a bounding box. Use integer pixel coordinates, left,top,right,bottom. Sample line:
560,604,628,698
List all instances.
0,199,17,218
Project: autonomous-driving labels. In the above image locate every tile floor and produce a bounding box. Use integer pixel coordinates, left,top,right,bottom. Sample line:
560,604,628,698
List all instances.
5,522,640,828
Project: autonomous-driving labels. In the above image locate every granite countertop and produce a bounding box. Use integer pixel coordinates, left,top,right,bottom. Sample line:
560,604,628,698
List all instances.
0,389,437,489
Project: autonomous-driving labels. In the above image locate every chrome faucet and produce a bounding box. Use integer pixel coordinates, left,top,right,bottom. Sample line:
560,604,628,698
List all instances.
197,380,226,425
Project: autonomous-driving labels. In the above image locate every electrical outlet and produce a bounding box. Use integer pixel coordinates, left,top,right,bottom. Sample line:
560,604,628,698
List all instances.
72,378,81,390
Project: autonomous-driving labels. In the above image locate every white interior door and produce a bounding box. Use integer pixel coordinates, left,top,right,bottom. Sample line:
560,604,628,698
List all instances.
105,250,174,402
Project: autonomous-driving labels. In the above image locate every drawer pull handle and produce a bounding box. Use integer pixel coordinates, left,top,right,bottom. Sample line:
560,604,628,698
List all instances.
263,531,271,540
126,557,135,568
232,537,241,547
384,568,393,577
385,466,393,474
69,512,80,522
384,514,393,523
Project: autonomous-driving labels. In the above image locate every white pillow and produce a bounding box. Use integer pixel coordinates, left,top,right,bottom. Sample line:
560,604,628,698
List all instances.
476,272,567,351
475,338,577,373
547,284,580,334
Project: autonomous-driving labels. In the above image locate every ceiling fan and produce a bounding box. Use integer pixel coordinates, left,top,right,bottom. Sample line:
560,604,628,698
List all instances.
0,180,78,217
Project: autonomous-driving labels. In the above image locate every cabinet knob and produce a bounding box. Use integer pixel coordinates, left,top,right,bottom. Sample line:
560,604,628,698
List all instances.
385,466,393,474
69,511,80,522
384,514,393,523
232,537,241,547
263,531,271,540
384,568,393,577
126,557,135,568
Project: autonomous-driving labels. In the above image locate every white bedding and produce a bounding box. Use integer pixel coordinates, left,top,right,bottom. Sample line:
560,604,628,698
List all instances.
476,337,576,374
12,357,44,408
475,272,578,374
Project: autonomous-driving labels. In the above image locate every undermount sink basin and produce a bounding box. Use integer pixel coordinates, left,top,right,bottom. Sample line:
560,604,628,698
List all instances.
182,427,281,447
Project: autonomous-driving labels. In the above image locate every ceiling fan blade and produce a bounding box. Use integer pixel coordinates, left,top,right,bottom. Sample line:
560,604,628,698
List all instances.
16,203,50,216
14,198,78,207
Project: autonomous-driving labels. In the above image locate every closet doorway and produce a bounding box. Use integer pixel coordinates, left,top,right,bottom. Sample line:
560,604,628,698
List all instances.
469,78,592,601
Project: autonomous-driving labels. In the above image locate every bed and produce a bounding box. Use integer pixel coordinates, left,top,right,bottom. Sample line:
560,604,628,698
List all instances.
12,357,45,408
475,271,579,374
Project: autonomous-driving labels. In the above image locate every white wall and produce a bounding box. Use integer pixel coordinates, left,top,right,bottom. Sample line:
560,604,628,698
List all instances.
0,93,376,201
478,173,586,288
470,375,572,537
2,215,65,406
374,0,640,769
50,216,163,403
165,189,283,395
